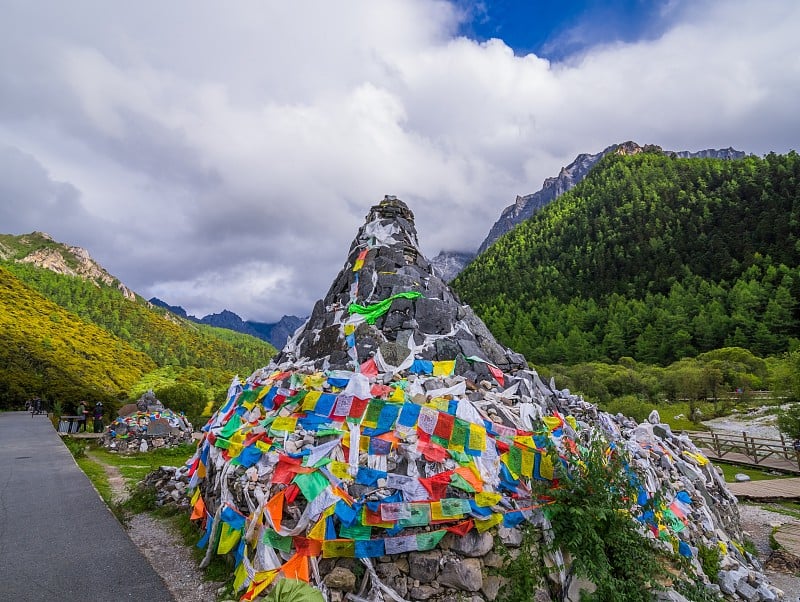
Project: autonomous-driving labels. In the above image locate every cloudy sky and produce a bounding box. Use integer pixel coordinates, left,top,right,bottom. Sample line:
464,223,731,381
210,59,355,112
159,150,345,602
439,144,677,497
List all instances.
1,1,798,323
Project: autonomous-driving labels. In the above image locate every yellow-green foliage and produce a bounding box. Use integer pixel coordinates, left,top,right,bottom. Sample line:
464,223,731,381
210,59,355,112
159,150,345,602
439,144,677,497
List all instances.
0,265,156,408
4,260,276,376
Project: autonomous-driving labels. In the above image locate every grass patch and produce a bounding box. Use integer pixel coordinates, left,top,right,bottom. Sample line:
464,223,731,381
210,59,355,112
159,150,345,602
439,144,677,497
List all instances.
714,462,794,483
76,457,113,504
760,501,800,520
90,443,196,484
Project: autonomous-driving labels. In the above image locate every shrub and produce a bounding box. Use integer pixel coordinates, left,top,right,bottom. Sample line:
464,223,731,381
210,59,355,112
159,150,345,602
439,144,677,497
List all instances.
534,433,665,602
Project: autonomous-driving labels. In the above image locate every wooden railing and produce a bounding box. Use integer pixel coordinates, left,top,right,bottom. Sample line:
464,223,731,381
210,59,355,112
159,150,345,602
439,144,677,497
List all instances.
688,430,800,471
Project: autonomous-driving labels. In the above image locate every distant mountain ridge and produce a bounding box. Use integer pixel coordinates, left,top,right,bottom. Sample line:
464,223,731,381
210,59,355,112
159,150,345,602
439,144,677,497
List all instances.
149,297,303,350
430,142,746,280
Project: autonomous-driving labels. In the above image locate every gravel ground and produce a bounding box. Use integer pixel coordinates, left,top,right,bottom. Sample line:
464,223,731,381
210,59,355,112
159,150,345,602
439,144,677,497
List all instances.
738,503,800,601
127,513,223,602
702,407,791,440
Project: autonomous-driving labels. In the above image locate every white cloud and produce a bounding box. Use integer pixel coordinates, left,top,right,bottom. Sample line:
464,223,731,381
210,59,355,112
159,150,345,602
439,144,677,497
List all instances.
0,0,798,322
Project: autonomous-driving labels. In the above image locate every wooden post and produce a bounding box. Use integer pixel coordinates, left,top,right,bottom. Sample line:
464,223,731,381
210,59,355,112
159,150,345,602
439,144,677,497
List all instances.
712,431,721,455
743,432,757,464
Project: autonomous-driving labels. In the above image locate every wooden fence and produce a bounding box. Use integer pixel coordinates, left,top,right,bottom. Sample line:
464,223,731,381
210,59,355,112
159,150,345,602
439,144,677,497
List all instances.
688,430,800,471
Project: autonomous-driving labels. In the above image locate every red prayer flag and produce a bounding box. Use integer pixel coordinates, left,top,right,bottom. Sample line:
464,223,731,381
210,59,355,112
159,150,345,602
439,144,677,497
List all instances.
360,357,379,378
419,471,453,500
445,519,474,536
433,412,455,439
488,364,505,385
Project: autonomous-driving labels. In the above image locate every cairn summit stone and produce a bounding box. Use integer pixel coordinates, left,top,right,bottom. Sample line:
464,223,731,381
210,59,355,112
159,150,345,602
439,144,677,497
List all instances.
276,197,526,374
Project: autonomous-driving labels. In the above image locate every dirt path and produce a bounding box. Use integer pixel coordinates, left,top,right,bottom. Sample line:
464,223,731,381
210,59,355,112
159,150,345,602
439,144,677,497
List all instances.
86,450,129,505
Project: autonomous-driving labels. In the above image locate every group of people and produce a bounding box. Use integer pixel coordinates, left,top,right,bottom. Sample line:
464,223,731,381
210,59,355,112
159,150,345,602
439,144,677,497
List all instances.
74,400,104,433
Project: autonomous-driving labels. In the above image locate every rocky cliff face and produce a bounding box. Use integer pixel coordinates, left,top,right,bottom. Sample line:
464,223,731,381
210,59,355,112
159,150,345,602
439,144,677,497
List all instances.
433,143,747,281
12,231,136,299
185,196,778,602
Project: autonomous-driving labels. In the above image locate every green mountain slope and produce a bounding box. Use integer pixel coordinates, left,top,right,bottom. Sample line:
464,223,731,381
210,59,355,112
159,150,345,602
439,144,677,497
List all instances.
453,150,800,365
0,233,276,410
0,265,156,407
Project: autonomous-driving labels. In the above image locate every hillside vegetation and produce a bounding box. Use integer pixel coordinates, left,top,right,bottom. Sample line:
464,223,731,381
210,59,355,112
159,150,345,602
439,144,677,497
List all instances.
0,254,276,412
0,265,156,407
454,151,800,367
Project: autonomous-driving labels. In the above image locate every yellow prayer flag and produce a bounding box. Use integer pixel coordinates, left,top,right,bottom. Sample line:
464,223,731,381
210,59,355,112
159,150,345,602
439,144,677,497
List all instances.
565,415,578,430
304,374,326,389
542,416,562,431
227,441,243,458
682,450,709,466
432,360,456,376
539,452,555,480
246,570,278,599
359,436,370,452
217,522,242,554
301,390,322,411
307,517,327,540
474,491,502,507
514,435,535,448
468,423,486,452
329,461,352,481
520,449,534,477
390,387,405,402
344,324,356,336
233,561,249,592
475,513,504,533
271,416,298,432
190,488,201,507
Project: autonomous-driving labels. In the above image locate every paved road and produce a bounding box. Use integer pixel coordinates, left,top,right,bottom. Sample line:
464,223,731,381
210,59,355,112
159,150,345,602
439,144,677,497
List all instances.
0,411,175,601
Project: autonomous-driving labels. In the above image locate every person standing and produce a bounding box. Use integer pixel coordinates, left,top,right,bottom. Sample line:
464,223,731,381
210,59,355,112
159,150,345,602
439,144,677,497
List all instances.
93,402,104,433
76,401,88,432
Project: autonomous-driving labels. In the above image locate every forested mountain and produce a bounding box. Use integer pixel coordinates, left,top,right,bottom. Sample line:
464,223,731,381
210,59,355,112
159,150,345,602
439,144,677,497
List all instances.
0,233,276,410
432,143,745,281
0,265,156,407
453,150,800,366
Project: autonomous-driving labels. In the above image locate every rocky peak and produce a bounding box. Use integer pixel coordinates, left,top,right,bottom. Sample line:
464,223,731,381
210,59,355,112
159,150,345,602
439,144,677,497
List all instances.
11,232,136,300
467,141,747,264
277,195,527,376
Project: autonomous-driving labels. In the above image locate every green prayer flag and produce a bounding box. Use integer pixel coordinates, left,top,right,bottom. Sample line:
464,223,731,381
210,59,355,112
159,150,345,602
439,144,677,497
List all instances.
339,524,372,540
219,414,242,439
263,528,293,553
399,504,431,528
348,292,423,324
416,530,447,551
363,398,385,426
508,445,523,475
449,473,476,493
293,471,330,502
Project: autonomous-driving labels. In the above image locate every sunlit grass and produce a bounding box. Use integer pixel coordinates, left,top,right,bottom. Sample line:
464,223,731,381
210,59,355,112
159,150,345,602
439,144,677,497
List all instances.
76,457,113,504
715,461,794,483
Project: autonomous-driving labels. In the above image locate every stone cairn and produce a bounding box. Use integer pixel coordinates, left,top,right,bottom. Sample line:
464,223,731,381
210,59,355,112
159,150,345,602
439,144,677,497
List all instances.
181,197,782,601
104,390,194,453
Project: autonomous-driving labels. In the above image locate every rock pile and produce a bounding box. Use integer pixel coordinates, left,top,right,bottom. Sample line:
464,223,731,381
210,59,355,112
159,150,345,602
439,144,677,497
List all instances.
183,197,783,601
104,390,194,452
141,465,193,510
